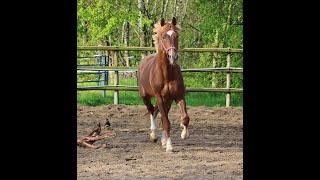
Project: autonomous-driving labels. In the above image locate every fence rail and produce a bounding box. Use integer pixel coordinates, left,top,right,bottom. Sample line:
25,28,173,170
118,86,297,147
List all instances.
77,46,243,53
77,67,243,73
77,46,243,107
77,85,243,93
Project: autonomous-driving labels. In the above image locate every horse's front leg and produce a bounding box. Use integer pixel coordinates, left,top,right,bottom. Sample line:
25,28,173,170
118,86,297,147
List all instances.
160,99,173,149
176,98,190,139
155,94,173,152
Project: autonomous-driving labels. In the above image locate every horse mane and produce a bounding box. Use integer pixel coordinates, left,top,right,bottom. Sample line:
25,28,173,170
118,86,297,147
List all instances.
152,20,181,53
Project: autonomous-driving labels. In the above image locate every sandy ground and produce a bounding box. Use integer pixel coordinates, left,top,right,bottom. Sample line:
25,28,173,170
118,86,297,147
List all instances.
77,104,243,179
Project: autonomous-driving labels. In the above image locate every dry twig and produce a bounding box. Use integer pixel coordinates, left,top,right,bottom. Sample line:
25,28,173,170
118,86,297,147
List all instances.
77,122,114,149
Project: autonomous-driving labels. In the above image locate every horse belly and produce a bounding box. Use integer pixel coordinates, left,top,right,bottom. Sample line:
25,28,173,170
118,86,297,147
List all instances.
138,58,157,97
138,76,156,97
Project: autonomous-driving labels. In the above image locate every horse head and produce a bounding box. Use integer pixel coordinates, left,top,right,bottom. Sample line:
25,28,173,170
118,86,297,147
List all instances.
153,17,181,65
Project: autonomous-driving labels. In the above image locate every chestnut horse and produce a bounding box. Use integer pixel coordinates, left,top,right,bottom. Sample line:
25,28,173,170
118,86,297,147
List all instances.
138,17,190,152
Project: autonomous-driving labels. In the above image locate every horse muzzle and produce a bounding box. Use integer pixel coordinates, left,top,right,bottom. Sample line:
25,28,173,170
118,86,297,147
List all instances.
169,53,178,64
167,48,178,65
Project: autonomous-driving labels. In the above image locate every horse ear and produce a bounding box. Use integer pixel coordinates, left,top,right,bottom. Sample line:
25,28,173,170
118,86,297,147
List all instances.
160,18,165,26
172,17,177,26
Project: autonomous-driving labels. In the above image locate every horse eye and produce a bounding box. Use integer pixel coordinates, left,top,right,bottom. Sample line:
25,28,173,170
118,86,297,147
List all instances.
162,36,166,40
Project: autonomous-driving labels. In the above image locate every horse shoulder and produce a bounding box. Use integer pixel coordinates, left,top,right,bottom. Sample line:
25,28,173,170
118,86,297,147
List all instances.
167,66,186,97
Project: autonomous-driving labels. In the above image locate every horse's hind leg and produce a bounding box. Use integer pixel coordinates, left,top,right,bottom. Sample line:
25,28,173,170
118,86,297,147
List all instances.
176,99,190,139
142,96,158,142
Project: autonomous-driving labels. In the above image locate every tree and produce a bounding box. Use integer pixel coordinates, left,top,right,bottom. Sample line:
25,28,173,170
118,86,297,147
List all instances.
77,0,243,88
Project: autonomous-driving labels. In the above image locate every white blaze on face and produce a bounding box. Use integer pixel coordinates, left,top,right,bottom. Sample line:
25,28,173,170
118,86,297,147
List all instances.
169,49,174,64
166,30,175,64
166,30,174,37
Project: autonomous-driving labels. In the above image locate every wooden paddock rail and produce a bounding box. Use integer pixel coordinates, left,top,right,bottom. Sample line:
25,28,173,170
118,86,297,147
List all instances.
77,85,243,93
77,67,243,73
77,46,243,53
77,46,243,107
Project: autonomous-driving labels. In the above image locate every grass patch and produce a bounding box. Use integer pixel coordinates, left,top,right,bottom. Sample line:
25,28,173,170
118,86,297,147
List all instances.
77,91,113,106
77,76,243,107
77,90,242,107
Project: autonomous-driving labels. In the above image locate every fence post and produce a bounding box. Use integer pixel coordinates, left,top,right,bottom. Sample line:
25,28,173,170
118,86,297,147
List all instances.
226,51,231,107
101,55,107,97
114,51,119,104
97,46,103,86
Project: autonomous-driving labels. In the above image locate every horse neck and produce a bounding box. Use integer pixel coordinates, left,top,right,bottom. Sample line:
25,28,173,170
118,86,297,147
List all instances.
157,47,171,82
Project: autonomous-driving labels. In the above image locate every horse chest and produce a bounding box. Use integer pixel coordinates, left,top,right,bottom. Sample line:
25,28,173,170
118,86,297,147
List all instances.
160,82,180,98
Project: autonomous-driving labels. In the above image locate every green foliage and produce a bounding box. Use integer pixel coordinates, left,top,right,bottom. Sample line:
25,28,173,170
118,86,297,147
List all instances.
77,0,243,106
77,0,140,45
77,0,243,48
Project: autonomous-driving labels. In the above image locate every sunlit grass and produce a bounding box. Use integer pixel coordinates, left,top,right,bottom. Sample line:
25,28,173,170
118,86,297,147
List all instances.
77,76,242,107
77,90,242,107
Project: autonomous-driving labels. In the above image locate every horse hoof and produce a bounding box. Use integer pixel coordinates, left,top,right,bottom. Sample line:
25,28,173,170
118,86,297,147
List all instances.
161,139,167,148
181,133,189,139
166,146,174,152
181,128,190,140
150,138,158,143
150,133,158,143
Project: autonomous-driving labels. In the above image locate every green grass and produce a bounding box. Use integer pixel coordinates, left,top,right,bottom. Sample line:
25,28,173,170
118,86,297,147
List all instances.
77,90,242,107
77,77,243,107
77,77,138,87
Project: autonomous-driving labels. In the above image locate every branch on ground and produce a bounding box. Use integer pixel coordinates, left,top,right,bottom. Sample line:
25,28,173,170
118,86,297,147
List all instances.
77,122,115,149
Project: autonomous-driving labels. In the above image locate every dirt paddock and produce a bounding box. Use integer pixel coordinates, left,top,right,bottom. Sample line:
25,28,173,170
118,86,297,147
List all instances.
77,104,243,179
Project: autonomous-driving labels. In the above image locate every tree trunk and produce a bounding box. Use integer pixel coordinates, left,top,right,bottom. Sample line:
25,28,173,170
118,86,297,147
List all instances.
212,29,219,87
163,0,169,19
173,0,178,17
180,0,189,25
125,2,131,67
84,21,89,43
125,22,130,67
222,0,234,47
138,0,147,56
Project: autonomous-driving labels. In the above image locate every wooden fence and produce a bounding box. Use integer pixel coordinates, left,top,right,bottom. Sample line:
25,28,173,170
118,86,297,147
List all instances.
77,46,243,107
